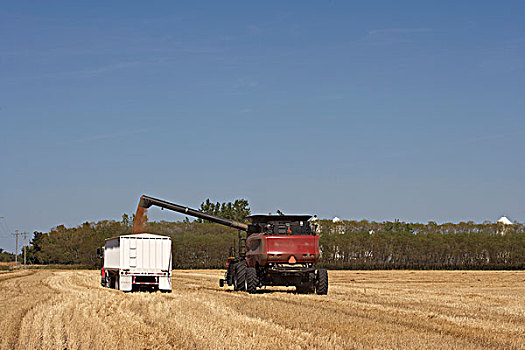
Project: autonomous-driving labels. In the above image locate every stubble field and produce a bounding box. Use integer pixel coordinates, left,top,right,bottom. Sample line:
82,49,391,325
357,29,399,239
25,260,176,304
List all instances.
0,269,523,349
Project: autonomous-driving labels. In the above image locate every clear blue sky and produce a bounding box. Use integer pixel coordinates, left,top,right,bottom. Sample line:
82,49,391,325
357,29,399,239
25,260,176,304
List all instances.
1,1,524,251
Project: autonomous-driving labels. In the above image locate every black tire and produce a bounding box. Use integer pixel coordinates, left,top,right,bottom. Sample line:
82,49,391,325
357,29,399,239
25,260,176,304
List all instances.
246,267,258,294
233,261,247,292
226,264,234,285
296,284,315,294
316,269,328,295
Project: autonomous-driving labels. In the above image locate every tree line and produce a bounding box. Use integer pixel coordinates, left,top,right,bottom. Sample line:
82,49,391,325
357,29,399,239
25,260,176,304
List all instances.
19,218,524,270
320,220,524,269
12,199,525,269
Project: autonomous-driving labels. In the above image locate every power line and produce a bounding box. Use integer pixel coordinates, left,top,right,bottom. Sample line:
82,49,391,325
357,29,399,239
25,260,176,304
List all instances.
0,217,9,236
3,218,10,233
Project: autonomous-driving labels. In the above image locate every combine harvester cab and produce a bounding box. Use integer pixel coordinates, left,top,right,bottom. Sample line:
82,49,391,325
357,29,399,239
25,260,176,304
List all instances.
101,233,172,292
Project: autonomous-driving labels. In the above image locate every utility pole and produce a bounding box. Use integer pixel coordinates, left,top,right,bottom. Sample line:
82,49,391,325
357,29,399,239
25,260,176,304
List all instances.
22,232,28,265
12,230,19,264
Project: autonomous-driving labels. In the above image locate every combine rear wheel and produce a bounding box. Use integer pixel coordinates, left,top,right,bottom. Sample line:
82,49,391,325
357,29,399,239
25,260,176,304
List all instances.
246,267,258,294
233,261,247,292
315,269,328,295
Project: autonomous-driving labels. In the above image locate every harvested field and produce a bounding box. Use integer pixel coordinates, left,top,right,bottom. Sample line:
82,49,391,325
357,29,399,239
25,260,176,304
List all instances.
0,270,523,349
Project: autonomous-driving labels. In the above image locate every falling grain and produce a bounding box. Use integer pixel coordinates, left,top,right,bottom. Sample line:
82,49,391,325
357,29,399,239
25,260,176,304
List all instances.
131,206,148,234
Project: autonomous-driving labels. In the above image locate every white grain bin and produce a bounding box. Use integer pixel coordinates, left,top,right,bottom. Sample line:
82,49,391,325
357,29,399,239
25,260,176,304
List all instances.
102,233,172,292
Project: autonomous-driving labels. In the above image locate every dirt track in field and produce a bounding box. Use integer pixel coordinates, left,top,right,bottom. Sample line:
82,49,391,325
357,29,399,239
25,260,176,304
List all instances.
0,270,523,349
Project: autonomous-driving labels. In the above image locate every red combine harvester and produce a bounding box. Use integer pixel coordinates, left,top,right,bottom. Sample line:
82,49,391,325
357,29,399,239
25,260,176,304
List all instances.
138,195,328,294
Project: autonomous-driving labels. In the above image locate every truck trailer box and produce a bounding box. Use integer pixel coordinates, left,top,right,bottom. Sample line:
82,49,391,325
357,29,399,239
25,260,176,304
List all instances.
103,233,172,292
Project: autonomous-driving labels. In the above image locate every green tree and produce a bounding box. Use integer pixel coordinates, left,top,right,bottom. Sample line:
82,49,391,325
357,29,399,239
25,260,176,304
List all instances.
198,198,250,222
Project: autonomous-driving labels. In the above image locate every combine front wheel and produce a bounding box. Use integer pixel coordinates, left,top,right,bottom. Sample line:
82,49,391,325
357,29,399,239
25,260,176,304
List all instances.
246,267,258,294
316,269,328,295
233,261,247,292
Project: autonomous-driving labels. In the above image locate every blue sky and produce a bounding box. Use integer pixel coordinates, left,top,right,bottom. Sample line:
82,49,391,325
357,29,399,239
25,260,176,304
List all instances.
1,1,524,251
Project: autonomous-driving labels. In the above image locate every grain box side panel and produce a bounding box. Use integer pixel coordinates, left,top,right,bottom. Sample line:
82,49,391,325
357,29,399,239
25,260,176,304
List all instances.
163,239,172,270
121,237,131,269
104,237,121,269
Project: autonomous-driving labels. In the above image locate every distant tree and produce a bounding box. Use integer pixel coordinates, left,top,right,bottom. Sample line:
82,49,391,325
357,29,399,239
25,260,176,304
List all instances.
121,214,132,227
0,248,15,262
25,231,45,264
231,199,251,221
197,198,251,223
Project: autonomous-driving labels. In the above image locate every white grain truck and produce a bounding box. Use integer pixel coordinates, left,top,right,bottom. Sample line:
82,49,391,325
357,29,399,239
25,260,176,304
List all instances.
101,233,172,292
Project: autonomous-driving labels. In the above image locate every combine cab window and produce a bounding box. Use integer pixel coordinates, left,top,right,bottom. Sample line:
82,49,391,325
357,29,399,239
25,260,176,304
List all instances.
264,222,314,235
248,215,315,235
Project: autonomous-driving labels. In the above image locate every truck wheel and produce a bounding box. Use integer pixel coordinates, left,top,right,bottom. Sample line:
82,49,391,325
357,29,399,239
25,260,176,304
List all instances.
233,261,247,292
316,269,328,295
246,267,258,294
114,276,119,291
